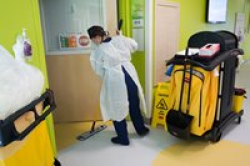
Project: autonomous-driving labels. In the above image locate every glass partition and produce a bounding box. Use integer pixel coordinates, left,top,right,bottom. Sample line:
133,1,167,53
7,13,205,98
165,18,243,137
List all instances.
40,0,105,54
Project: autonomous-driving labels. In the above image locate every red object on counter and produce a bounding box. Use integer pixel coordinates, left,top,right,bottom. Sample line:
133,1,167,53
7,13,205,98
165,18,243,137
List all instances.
199,43,220,58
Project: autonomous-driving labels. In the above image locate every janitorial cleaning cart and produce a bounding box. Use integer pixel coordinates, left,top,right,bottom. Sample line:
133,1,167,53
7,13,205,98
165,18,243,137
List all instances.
0,43,60,165
166,30,245,142
0,90,60,166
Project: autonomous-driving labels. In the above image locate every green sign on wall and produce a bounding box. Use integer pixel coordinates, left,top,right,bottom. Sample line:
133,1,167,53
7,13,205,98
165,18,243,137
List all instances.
131,0,145,51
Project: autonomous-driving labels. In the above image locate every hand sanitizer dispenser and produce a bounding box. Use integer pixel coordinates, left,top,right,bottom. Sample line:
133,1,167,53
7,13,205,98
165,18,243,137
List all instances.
13,28,32,62
22,29,32,60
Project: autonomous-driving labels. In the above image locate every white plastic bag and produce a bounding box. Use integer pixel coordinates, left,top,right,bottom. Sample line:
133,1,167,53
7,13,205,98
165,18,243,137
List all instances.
0,45,44,119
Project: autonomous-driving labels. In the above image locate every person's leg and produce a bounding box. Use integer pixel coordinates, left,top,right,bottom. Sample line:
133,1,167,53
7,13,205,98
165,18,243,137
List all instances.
112,119,130,145
122,67,149,136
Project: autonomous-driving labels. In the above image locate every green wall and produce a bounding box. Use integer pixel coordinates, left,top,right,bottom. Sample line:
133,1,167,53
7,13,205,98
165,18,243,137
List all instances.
0,0,57,155
119,0,146,91
170,0,250,59
119,0,250,91
131,0,146,91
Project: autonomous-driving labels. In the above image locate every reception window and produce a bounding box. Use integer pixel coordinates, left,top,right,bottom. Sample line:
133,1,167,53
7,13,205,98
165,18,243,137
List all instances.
40,0,105,55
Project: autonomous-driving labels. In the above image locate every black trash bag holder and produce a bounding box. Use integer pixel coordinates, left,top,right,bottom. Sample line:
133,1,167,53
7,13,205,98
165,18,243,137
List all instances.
0,89,56,147
166,48,194,139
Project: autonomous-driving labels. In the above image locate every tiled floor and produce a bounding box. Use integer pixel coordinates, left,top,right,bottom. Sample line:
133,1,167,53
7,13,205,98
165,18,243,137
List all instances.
55,121,111,151
56,62,250,166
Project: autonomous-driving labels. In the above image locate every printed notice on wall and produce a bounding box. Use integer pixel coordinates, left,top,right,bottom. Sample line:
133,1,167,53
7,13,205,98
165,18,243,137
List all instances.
234,12,245,43
133,28,144,51
133,19,144,28
131,0,145,51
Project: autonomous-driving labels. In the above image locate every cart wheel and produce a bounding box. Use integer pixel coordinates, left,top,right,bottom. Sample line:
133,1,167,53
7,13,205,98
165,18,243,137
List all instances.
237,117,241,124
211,132,222,142
210,129,222,143
54,158,61,166
215,132,222,142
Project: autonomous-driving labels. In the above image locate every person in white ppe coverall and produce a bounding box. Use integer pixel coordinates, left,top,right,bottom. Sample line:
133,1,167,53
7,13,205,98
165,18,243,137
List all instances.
87,25,149,146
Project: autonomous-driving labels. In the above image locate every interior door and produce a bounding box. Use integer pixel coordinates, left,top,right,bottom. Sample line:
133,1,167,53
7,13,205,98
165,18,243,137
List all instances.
44,0,118,122
154,0,180,84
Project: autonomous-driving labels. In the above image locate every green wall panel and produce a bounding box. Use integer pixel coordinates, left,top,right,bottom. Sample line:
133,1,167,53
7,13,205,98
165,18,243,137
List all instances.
0,0,57,155
169,0,250,59
118,0,146,91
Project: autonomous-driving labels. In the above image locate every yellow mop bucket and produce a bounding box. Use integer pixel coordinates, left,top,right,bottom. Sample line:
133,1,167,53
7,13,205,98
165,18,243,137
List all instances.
232,88,247,113
0,90,57,166
0,121,54,166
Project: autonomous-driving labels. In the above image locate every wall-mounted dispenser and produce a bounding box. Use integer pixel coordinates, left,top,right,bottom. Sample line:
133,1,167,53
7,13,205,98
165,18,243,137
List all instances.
13,28,32,61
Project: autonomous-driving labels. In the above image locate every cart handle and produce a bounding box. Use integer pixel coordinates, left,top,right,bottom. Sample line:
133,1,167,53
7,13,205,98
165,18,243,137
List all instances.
0,90,56,146
167,49,244,71
14,90,56,140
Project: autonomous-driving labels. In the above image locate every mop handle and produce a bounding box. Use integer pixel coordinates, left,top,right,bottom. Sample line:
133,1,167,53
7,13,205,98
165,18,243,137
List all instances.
187,56,193,114
118,19,123,30
178,48,189,112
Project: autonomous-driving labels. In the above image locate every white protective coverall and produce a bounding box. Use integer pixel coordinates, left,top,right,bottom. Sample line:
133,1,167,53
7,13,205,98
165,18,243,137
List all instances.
90,35,146,122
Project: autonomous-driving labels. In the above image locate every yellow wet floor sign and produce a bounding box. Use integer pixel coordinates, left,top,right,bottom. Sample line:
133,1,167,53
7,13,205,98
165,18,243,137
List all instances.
151,82,171,130
156,99,168,110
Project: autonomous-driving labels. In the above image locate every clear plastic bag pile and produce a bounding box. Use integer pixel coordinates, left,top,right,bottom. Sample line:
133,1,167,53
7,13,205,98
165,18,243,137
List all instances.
0,45,44,119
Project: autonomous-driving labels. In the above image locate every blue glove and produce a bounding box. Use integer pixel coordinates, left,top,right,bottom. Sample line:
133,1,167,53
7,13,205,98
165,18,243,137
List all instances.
166,64,174,76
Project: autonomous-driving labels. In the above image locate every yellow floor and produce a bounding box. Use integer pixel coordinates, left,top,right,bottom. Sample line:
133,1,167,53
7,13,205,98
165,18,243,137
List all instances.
56,121,250,166
153,140,250,166
55,121,112,151
55,63,250,166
